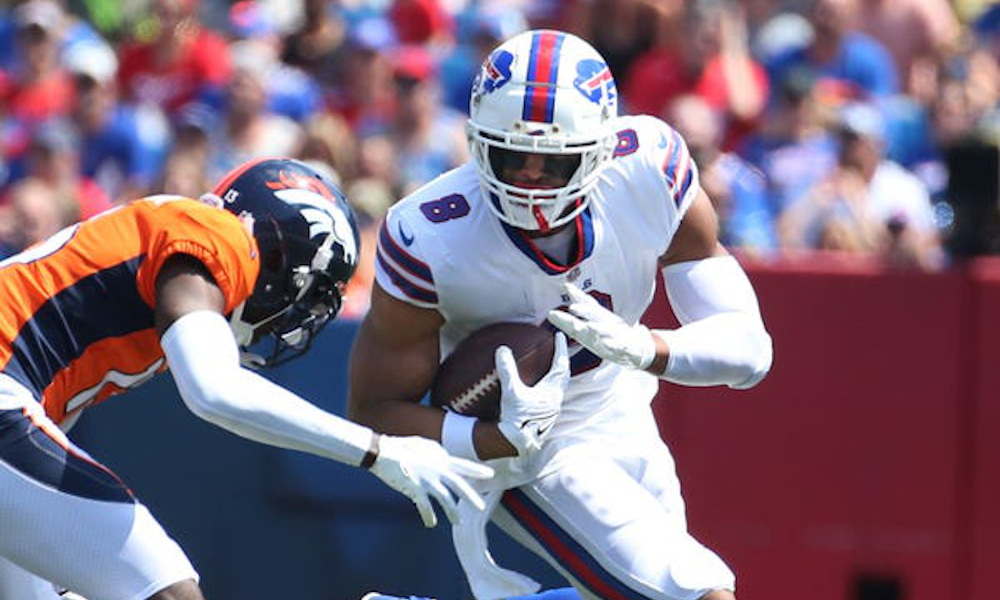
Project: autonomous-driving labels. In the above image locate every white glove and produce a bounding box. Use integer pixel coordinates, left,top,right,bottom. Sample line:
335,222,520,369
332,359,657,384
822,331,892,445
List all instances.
547,284,656,371
370,434,495,528
496,332,569,458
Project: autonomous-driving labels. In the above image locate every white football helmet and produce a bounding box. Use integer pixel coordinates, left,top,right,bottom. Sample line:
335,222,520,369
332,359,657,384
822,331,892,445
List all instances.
467,30,619,232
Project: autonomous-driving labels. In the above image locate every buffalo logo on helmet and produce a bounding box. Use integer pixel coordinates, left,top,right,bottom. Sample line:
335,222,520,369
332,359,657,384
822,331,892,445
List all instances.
477,49,514,95
573,59,615,105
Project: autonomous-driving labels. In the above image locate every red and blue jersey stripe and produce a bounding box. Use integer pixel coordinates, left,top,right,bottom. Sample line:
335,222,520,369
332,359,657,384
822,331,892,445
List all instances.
375,220,438,305
522,30,566,123
661,128,695,207
502,487,653,600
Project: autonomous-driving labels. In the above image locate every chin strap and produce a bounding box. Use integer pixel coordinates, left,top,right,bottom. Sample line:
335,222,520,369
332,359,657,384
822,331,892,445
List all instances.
532,205,550,232
229,303,271,370
239,351,267,370
229,302,266,369
228,302,254,347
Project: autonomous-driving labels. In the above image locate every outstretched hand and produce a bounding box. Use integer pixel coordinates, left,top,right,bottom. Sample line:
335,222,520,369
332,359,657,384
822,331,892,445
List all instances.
370,435,494,527
547,284,656,370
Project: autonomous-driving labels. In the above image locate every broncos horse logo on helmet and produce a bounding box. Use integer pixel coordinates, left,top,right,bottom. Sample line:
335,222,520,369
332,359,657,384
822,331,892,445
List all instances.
212,158,360,367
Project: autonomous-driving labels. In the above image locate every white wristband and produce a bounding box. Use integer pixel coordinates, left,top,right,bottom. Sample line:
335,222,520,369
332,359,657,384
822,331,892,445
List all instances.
441,411,479,461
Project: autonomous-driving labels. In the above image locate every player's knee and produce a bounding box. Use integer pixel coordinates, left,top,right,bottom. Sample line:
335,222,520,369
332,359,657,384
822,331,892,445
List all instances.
148,579,205,600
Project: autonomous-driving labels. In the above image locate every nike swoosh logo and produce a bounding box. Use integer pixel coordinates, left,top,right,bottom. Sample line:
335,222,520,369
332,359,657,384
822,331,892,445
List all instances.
398,222,415,246
658,133,668,149
522,412,559,436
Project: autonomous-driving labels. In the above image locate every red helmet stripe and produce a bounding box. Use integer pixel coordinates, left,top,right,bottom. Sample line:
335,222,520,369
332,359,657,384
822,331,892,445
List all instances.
523,30,564,123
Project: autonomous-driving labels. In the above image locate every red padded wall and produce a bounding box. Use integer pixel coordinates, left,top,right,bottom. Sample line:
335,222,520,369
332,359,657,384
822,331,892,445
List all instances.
645,255,970,600
966,260,1000,600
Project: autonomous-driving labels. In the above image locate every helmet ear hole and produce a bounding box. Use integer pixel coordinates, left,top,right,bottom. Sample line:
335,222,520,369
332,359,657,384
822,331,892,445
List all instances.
261,248,284,275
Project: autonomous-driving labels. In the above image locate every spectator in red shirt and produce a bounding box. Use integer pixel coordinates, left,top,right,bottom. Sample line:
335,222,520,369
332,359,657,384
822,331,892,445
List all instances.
622,0,768,150
388,0,454,47
325,16,399,135
117,0,231,115
4,1,75,124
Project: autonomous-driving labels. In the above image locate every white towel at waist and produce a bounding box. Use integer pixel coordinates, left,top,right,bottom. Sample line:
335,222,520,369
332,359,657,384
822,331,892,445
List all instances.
452,457,540,600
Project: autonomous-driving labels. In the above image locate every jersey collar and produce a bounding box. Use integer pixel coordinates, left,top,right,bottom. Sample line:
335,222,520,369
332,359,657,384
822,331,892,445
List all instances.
500,203,595,275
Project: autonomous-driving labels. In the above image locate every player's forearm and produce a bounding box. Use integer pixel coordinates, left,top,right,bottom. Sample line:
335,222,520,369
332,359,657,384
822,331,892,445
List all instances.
185,369,375,463
474,421,519,459
161,311,375,466
349,395,443,440
352,397,517,460
346,358,444,441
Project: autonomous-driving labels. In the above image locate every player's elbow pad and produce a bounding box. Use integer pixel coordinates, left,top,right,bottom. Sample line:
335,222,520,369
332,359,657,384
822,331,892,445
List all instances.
655,313,772,389
660,255,772,389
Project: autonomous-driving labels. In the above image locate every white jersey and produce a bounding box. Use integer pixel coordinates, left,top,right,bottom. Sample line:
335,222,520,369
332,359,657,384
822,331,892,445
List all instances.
375,114,699,435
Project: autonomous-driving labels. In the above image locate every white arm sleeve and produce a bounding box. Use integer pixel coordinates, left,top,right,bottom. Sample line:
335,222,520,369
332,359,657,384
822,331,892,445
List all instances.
656,255,773,389
160,311,374,465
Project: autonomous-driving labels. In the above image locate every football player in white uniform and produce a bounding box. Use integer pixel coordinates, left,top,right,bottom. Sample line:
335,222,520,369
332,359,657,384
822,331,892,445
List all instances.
349,30,773,600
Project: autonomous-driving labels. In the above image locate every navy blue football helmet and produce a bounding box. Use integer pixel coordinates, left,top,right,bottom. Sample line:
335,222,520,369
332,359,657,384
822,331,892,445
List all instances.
213,158,360,367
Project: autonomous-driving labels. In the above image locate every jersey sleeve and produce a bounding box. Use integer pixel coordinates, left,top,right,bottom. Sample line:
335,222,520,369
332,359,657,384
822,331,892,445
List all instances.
635,115,701,226
373,208,439,309
136,200,260,315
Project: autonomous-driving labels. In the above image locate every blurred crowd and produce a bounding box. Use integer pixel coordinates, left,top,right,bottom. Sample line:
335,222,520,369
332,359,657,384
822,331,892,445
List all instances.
0,0,999,315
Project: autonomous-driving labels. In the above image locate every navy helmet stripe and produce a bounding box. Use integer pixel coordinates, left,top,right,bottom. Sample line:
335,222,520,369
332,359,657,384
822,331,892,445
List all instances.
2,257,151,396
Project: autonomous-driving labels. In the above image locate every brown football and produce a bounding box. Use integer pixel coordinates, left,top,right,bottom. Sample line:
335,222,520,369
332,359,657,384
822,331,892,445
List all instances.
429,322,556,421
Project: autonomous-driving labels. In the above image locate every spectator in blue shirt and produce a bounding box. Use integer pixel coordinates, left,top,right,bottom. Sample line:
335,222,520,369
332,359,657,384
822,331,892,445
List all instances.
438,4,528,114
765,0,898,102
740,66,839,216
669,93,777,255
64,41,169,203
223,0,323,123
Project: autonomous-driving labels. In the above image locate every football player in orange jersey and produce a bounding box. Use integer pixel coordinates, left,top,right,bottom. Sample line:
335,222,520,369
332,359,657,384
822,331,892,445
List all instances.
0,158,493,600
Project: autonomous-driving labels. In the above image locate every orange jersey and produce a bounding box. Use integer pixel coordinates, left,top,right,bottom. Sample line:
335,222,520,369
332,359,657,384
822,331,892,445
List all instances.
0,197,260,424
